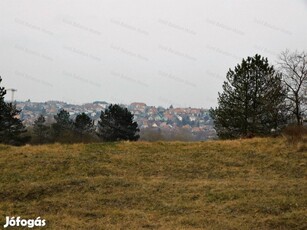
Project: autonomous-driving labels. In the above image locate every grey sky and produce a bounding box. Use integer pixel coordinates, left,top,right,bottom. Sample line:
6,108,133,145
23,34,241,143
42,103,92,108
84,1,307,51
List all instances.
0,0,306,108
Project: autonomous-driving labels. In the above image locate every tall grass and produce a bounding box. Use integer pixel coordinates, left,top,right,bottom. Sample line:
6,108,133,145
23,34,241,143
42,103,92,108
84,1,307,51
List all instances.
0,138,306,229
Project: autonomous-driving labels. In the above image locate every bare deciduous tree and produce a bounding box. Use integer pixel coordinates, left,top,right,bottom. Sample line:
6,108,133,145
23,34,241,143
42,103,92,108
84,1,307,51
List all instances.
278,50,307,125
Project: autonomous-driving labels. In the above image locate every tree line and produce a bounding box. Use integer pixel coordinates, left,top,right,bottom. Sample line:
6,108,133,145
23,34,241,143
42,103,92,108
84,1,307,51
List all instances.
0,81,140,145
1,50,306,145
31,105,140,144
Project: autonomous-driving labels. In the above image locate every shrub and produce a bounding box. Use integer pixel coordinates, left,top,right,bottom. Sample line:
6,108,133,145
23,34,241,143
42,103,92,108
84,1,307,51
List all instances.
282,125,307,144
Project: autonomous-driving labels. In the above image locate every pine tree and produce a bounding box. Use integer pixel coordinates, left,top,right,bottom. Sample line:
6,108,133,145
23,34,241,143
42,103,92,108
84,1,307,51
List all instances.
33,114,50,144
0,77,29,145
74,113,94,139
51,109,73,142
0,77,7,138
97,104,140,141
210,55,288,139
53,109,72,130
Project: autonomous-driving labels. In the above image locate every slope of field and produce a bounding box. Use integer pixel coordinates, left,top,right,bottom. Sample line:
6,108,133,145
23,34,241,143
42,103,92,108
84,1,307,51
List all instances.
0,138,306,229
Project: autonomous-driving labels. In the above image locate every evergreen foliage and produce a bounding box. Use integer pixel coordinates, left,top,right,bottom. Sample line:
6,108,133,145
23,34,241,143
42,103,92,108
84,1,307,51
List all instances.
73,113,94,140
33,114,50,144
210,55,288,139
97,104,140,141
51,109,74,142
0,77,29,145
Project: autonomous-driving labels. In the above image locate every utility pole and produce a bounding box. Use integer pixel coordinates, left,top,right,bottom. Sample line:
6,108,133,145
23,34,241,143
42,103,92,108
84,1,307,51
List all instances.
6,89,17,102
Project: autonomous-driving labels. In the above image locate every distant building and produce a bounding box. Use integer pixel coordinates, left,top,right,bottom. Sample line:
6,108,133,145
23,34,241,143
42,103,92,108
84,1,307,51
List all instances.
15,100,215,140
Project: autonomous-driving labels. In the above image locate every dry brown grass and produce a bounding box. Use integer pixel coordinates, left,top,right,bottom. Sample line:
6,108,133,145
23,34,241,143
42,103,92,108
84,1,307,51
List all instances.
0,138,306,229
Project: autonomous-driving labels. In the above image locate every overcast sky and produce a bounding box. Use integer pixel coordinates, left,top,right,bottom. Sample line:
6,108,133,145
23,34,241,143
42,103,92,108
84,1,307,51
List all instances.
0,0,306,108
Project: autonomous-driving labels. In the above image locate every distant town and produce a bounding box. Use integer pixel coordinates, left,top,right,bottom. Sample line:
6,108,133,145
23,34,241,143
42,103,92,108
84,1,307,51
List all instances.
15,100,217,140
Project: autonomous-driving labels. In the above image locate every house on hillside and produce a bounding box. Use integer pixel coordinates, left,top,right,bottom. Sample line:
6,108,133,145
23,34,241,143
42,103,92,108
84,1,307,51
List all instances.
130,102,147,112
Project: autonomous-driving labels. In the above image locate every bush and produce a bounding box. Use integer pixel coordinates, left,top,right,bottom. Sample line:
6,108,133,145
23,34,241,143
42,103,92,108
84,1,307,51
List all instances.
282,125,307,144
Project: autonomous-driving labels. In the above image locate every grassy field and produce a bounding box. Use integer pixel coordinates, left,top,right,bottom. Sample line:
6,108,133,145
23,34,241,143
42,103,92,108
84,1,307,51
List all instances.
0,138,306,229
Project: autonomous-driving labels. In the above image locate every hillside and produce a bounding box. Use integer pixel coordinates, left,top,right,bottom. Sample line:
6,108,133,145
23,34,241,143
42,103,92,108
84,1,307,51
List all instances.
0,138,306,229
16,101,216,141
